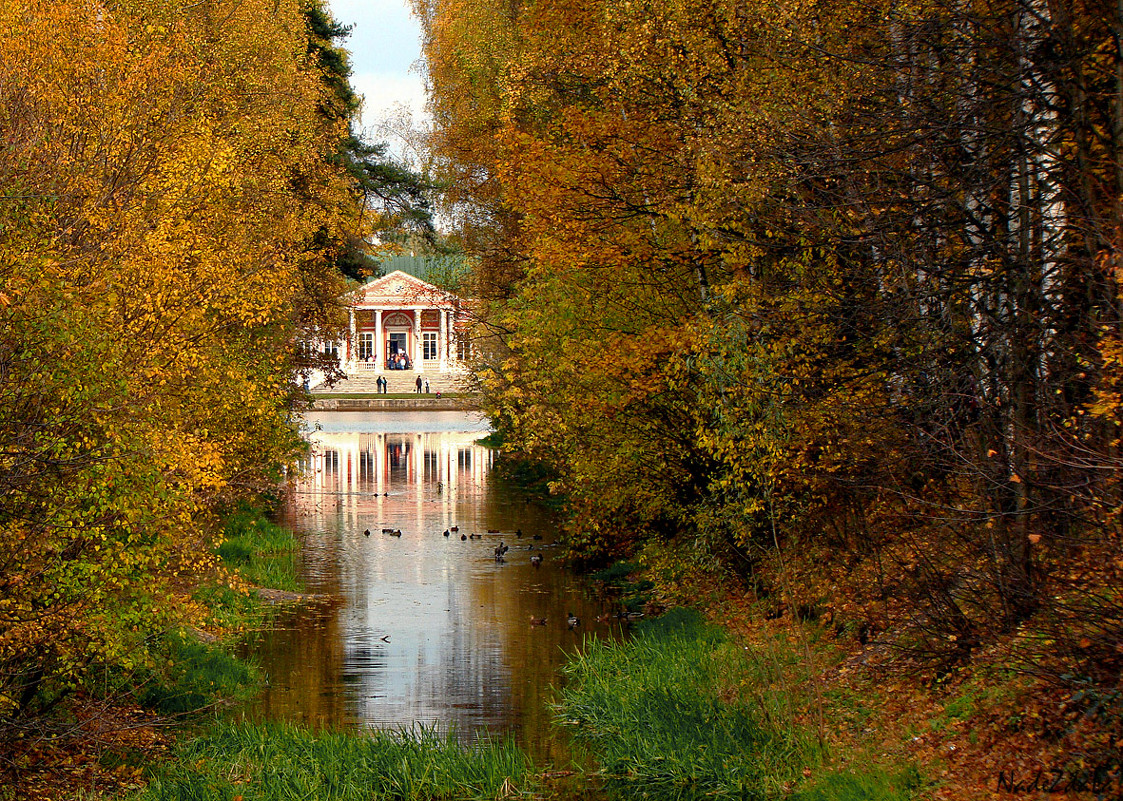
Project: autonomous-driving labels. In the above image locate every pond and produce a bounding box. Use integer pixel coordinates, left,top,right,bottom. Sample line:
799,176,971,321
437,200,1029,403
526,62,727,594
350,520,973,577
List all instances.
238,410,620,767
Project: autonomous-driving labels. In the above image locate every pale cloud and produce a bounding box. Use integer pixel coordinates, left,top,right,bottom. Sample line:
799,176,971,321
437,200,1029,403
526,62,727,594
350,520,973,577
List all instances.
327,0,430,153
328,0,422,99
352,70,429,131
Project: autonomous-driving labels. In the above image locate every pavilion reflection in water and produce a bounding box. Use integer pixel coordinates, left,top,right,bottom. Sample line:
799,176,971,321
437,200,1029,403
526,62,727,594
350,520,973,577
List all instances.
253,413,609,756
303,430,491,488
295,428,494,536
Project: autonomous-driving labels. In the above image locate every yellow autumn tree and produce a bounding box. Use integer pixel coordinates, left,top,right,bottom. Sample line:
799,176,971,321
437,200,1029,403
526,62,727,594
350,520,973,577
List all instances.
0,0,353,736
418,0,896,565
421,0,1123,698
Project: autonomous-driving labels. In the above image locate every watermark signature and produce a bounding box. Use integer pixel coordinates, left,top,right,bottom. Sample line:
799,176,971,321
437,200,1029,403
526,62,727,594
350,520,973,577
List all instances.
996,763,1120,795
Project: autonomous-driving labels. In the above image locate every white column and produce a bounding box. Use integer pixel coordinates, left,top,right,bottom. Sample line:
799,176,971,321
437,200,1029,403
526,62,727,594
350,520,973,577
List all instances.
412,307,422,371
348,308,356,372
446,310,454,363
438,306,447,371
442,310,451,361
374,309,383,372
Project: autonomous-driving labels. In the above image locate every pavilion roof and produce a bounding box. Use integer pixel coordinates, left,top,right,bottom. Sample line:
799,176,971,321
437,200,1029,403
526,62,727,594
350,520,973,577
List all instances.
350,270,459,308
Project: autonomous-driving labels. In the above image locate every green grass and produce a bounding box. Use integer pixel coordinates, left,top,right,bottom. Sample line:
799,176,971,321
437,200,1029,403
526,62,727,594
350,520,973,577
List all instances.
792,767,923,801
557,608,817,800
134,506,301,718
138,634,261,717
128,721,538,801
556,608,920,801
216,505,302,592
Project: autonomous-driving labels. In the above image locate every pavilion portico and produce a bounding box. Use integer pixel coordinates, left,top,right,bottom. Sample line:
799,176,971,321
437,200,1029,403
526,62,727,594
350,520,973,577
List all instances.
341,270,467,375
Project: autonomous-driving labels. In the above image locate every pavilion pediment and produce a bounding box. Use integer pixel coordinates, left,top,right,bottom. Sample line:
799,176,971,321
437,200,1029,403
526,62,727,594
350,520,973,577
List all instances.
382,311,413,327
352,270,456,307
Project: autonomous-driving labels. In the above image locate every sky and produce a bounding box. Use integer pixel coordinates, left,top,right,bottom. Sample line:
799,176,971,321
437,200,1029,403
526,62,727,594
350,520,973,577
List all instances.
326,0,429,146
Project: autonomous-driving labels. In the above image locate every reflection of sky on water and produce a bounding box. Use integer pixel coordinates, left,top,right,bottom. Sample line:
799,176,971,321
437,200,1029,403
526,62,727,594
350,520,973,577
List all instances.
247,411,616,761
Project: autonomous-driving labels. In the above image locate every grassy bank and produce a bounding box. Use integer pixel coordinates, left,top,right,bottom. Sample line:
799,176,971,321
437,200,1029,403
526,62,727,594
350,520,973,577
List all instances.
137,505,304,717
87,514,929,801
215,503,303,594
0,503,307,800
106,596,925,801
557,608,922,801
112,507,541,801
188,503,304,637
126,723,536,801
121,606,919,801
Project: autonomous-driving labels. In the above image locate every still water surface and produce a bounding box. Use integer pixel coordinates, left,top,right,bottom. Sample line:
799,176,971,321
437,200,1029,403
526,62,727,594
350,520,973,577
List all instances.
240,410,619,766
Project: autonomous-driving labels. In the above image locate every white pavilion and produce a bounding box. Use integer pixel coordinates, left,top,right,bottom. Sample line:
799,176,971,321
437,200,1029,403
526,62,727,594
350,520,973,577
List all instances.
308,270,472,389
346,270,469,374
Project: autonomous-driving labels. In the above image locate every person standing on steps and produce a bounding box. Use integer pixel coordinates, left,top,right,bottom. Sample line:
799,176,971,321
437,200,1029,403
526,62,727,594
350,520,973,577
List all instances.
415,375,423,393
424,379,430,394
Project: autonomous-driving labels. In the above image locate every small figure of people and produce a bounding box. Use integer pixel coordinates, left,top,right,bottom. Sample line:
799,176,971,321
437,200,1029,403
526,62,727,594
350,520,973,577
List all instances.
424,379,430,394
415,375,423,394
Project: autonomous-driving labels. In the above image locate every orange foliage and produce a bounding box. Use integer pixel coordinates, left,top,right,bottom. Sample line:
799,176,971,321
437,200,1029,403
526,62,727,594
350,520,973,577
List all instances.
421,0,1123,790
0,0,351,743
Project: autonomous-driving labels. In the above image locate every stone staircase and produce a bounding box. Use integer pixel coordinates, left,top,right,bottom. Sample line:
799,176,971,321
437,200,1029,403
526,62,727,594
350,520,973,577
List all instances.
312,370,473,395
